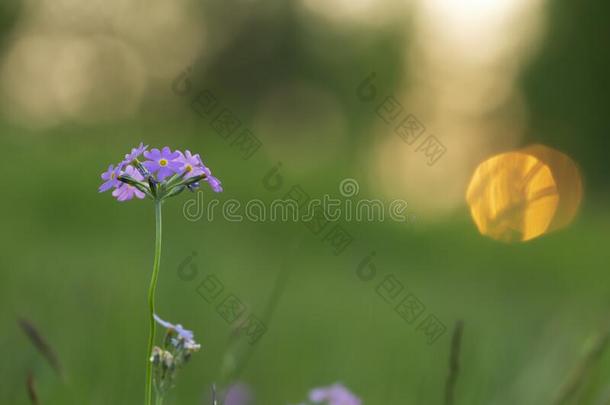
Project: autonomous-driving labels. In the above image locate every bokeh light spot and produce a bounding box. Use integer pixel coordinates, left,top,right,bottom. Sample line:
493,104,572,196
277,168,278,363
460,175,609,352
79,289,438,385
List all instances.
521,144,583,233
466,146,582,243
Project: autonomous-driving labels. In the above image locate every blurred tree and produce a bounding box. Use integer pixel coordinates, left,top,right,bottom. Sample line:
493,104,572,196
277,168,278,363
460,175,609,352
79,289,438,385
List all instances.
0,0,20,50
521,0,610,191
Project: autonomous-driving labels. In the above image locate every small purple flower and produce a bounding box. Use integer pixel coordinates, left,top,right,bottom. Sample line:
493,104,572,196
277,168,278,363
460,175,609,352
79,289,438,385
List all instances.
224,383,253,405
111,166,146,201
309,384,361,405
120,142,148,168
177,150,206,179
143,147,183,181
98,164,121,192
154,314,195,342
177,150,223,192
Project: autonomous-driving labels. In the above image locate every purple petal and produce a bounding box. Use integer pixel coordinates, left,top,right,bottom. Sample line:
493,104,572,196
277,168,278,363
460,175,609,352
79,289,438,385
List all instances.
98,180,115,193
154,314,195,341
166,160,183,171
309,384,361,405
112,186,130,201
157,167,173,181
310,389,327,402
100,164,113,180
207,175,223,193
154,314,173,329
144,148,161,160
124,165,144,181
169,151,182,159
143,160,159,172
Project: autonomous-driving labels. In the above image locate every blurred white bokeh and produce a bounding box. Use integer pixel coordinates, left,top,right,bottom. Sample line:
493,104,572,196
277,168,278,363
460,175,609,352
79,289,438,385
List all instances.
371,0,547,218
1,0,206,127
299,0,406,27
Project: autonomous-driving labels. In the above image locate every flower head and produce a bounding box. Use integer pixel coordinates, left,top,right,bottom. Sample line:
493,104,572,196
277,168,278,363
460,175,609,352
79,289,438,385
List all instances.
98,164,121,192
111,166,146,201
99,143,223,201
143,147,183,181
309,383,361,405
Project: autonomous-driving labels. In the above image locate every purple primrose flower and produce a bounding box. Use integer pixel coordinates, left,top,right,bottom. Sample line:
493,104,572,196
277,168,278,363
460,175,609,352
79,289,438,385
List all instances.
143,147,183,181
178,150,206,179
98,164,121,192
177,149,223,192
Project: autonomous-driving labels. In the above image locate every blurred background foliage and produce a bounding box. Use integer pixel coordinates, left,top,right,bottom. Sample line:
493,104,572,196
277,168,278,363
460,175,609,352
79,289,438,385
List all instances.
0,0,609,404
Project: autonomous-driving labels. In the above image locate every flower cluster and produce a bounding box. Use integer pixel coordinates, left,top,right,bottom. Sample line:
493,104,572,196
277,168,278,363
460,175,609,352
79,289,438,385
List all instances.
150,315,201,398
99,143,222,201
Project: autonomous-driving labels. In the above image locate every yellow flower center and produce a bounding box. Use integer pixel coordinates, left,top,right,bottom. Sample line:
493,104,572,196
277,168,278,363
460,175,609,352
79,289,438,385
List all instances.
159,159,168,167
110,173,115,179
185,164,192,172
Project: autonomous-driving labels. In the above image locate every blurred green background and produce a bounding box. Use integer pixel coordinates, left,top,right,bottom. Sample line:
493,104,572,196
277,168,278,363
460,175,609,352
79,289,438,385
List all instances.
1,0,609,404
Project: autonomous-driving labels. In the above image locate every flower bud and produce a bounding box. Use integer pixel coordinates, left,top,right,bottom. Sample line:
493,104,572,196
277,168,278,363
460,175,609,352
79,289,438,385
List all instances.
117,175,150,195
150,346,163,365
161,351,175,370
181,174,206,188
163,185,186,200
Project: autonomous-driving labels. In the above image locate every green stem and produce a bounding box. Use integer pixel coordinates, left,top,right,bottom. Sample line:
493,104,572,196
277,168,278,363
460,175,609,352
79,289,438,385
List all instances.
145,200,163,405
